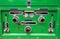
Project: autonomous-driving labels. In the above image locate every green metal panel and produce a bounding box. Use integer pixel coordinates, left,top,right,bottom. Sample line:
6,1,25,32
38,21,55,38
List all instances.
0,0,57,5
57,0,60,39
0,0,59,39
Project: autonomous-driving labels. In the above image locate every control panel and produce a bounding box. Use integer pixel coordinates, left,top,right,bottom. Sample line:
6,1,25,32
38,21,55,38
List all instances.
0,0,59,39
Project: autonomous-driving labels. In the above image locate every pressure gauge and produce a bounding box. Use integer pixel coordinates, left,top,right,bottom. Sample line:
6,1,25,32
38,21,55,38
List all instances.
24,13,28,18
29,13,34,18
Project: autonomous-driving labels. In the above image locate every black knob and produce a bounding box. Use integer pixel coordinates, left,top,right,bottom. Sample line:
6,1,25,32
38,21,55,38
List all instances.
40,18,45,23
13,18,17,22
25,27,31,33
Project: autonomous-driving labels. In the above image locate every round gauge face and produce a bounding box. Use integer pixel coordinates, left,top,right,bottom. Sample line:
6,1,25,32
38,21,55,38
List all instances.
24,13,28,18
29,13,34,18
